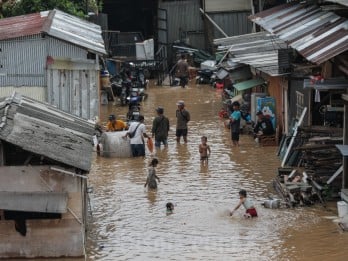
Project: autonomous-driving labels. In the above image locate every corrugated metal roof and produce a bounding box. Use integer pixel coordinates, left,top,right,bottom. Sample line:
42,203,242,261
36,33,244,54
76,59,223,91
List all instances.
0,9,106,54
249,3,348,65
214,31,288,76
0,92,95,171
324,0,348,7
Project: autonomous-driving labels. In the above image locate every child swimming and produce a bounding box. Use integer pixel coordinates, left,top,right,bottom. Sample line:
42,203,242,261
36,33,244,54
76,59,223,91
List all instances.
230,189,258,218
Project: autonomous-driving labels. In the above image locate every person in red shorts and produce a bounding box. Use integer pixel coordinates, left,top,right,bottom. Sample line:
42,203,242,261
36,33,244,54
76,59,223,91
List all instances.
230,189,258,218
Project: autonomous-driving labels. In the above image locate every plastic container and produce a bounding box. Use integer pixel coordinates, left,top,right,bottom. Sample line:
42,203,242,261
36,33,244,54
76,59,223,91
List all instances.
263,199,281,209
337,201,348,218
100,70,110,87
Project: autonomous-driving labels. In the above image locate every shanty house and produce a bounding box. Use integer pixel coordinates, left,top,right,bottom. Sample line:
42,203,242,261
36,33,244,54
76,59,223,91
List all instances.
0,10,106,120
0,93,95,258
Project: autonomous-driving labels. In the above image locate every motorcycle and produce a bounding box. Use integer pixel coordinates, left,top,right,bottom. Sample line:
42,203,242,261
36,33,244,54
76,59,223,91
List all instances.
195,69,216,85
127,98,141,126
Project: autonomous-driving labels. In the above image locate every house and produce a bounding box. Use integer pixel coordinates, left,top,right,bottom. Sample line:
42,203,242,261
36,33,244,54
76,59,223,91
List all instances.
0,9,106,120
0,92,95,258
214,31,290,138
249,2,348,210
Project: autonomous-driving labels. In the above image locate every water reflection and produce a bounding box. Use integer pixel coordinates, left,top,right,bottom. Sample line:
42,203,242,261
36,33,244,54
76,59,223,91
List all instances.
88,83,348,260
18,83,348,261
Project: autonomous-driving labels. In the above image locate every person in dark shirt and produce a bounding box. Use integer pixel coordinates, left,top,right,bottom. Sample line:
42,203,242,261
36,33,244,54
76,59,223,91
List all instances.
253,111,274,136
152,106,170,148
175,100,190,143
176,54,189,88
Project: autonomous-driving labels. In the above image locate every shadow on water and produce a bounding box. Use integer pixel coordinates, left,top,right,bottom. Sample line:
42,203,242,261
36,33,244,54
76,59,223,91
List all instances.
21,82,348,261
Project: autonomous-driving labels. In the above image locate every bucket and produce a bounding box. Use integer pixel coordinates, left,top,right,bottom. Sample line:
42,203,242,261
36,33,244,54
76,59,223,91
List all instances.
337,201,348,218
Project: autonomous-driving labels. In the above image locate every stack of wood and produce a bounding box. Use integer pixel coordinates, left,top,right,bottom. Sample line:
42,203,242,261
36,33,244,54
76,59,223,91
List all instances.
275,126,343,206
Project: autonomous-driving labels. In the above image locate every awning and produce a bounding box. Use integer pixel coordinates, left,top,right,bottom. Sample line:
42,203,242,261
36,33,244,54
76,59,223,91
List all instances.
234,78,265,91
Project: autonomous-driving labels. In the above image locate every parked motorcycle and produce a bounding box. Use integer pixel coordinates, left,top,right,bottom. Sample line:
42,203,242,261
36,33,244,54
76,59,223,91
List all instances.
196,69,216,85
127,98,141,126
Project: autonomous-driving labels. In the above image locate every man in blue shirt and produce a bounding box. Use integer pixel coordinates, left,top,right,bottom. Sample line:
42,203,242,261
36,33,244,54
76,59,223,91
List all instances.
229,101,241,146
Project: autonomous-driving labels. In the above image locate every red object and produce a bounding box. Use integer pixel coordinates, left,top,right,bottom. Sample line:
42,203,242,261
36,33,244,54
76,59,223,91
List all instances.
215,82,224,89
218,109,228,118
246,208,258,217
147,138,154,153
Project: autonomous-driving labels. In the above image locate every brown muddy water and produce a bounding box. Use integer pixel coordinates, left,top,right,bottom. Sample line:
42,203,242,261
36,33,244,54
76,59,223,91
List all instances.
16,82,348,261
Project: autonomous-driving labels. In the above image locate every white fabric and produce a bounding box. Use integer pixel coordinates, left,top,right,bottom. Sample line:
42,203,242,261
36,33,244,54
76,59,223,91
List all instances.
128,122,146,144
242,198,254,210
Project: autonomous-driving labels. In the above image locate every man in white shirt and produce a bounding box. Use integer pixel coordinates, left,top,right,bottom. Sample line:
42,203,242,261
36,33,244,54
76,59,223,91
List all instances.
124,115,149,157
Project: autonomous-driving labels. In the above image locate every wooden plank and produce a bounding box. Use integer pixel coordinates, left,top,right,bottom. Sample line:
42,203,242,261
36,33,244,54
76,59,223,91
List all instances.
0,166,79,192
281,107,307,167
0,219,84,258
0,191,68,213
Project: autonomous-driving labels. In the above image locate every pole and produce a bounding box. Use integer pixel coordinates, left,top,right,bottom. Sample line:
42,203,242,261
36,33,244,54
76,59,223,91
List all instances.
199,8,228,38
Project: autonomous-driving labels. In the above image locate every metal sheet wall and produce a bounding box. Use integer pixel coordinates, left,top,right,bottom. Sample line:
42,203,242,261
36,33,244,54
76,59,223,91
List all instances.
159,0,205,49
204,0,251,12
0,35,46,87
209,12,253,38
0,35,88,87
47,37,88,59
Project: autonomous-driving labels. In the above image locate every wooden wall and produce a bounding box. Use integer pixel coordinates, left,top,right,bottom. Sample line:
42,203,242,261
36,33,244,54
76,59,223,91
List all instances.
0,166,86,258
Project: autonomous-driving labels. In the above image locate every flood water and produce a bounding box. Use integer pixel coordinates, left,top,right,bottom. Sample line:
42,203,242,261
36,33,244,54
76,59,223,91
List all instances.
17,82,348,261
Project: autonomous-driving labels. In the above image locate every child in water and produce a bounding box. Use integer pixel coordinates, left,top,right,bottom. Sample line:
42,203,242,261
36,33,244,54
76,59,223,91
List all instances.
230,189,258,218
144,158,160,189
166,202,174,214
199,136,211,165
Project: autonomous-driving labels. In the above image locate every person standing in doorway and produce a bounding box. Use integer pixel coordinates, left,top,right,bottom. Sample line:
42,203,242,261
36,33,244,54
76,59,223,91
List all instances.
123,115,149,157
229,101,241,146
175,100,190,144
176,54,189,88
152,106,170,149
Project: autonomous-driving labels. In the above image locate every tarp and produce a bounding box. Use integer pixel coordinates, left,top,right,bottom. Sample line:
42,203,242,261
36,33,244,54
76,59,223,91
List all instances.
234,78,265,91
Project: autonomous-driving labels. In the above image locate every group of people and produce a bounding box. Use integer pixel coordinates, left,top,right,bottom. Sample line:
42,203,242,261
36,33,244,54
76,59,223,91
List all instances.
102,59,261,217
228,101,275,146
120,100,190,157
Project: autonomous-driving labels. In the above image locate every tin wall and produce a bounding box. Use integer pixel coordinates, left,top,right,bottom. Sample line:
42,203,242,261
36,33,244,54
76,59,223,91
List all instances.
209,12,253,38
0,35,98,119
159,0,205,50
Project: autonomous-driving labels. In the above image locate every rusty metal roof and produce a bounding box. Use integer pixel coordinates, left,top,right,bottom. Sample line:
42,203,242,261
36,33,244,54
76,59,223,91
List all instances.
249,3,348,65
0,92,95,172
0,10,106,54
214,31,288,76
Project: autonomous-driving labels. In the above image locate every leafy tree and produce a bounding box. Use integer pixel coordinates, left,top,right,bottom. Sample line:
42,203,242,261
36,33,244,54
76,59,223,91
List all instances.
1,0,101,18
